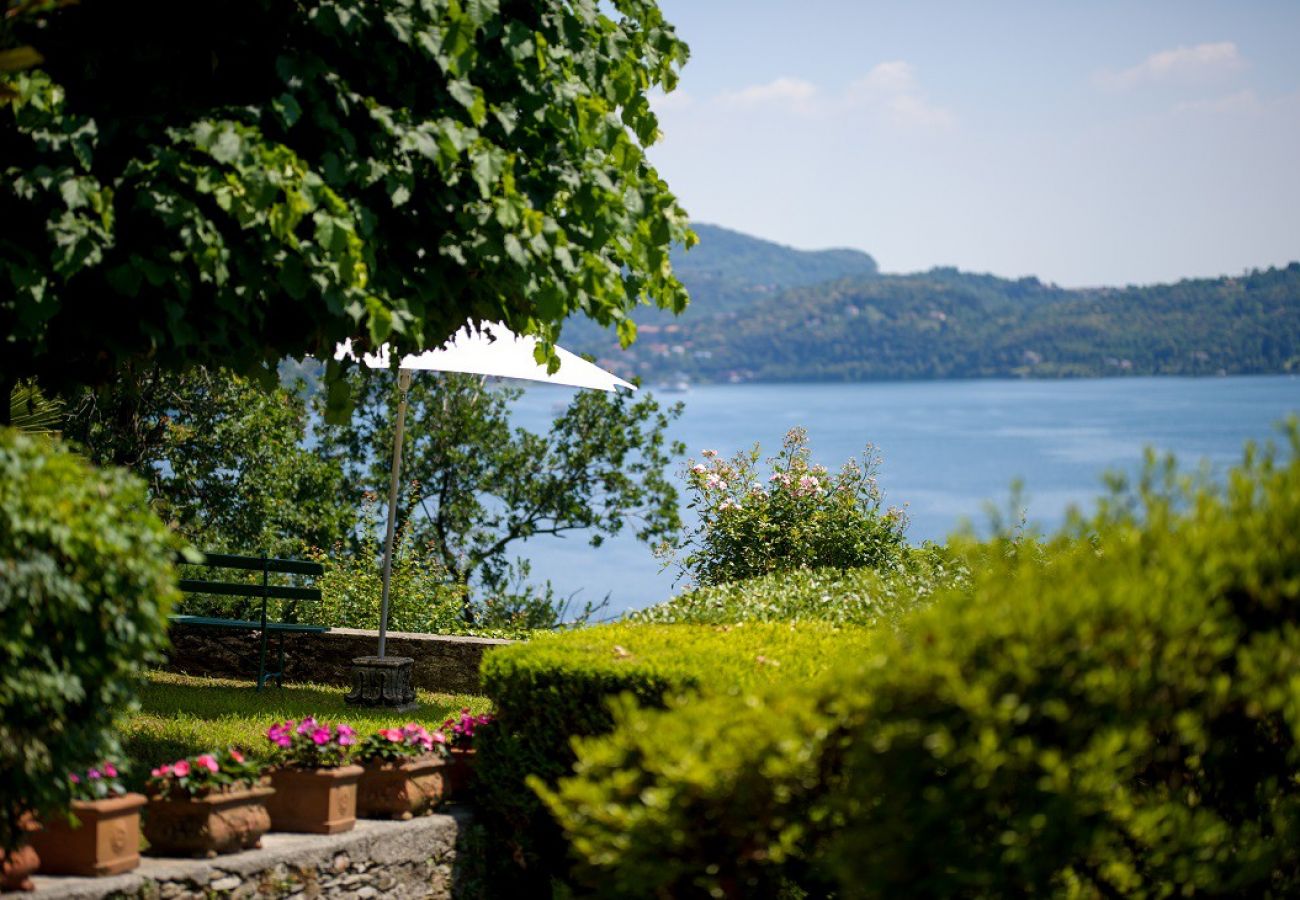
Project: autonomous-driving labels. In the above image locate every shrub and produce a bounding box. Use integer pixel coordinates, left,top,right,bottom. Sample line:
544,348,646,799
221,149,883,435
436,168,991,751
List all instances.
544,423,1300,898
476,622,873,887
0,429,180,852
630,544,962,627
669,427,908,587
303,500,467,635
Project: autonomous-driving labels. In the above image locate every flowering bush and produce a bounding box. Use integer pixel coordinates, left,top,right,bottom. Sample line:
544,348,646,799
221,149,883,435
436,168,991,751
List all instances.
67,761,127,802
146,749,260,799
442,709,494,749
265,718,357,768
355,723,447,764
670,428,908,587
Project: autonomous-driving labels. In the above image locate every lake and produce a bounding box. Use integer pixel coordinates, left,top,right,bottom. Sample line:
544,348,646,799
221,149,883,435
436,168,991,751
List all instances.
509,375,1299,617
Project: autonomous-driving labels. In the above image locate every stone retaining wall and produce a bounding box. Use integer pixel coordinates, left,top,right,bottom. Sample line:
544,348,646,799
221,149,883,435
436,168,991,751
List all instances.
165,625,512,695
29,810,475,900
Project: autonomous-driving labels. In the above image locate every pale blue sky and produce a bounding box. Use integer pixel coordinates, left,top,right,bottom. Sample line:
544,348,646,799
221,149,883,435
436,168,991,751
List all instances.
649,1,1300,286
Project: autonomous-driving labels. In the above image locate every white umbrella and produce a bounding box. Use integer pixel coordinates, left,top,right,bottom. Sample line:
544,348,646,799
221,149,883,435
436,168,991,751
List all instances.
334,321,635,656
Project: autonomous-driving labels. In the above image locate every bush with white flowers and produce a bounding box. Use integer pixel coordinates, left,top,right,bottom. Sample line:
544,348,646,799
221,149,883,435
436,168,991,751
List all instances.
671,427,908,587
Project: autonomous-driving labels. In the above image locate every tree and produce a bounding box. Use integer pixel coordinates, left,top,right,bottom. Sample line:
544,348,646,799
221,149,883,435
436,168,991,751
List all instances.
320,370,683,622
62,366,355,559
1,0,693,408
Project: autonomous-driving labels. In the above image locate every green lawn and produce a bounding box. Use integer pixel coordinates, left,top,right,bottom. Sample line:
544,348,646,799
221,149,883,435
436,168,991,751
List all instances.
119,672,490,788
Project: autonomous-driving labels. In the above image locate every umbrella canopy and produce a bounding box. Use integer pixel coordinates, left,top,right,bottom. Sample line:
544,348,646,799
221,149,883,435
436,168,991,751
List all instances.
334,321,634,392
332,321,635,661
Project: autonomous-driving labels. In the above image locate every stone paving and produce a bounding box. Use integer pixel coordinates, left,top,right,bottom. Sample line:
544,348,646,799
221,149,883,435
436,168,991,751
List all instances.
24,808,469,899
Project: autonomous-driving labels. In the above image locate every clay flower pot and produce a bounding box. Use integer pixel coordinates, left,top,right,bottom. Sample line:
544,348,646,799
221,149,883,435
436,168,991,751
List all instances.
0,816,40,893
144,785,274,858
357,756,446,820
33,792,146,876
266,765,363,834
442,747,476,799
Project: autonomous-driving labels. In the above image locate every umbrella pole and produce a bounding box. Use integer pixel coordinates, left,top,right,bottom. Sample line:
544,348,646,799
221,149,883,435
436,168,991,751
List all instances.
377,368,412,658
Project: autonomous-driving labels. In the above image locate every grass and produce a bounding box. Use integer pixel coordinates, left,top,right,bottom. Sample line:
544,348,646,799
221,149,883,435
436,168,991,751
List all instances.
118,671,490,789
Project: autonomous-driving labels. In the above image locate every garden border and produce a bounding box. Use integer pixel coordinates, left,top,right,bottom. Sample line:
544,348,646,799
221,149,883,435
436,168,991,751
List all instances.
29,809,472,899
165,625,511,694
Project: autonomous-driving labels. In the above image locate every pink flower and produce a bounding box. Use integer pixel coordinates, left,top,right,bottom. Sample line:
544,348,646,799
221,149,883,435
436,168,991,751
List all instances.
702,449,717,458
690,463,707,474
311,727,331,745
296,717,317,736
103,763,118,778
196,754,219,773
172,760,191,777
87,769,102,780
69,773,80,784
229,749,245,763
380,728,404,743
337,725,357,746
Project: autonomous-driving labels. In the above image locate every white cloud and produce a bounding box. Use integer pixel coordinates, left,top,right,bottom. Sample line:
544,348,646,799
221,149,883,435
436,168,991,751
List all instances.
1096,41,1244,90
717,77,818,112
649,90,694,113
848,61,955,128
713,63,953,129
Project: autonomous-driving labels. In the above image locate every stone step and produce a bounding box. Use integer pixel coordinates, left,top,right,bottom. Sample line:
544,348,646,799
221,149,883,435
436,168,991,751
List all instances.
27,807,471,900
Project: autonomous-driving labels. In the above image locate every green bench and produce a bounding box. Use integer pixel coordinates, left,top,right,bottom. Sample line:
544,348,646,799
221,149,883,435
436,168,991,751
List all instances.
171,552,328,690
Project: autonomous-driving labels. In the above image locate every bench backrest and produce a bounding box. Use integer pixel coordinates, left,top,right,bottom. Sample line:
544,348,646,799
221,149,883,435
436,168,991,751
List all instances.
179,552,324,605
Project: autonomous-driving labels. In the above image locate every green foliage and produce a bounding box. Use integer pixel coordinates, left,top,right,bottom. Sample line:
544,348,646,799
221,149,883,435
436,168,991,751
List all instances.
539,690,834,898
574,258,1300,384
64,366,355,561
631,545,962,628
1,0,693,403
670,427,908,587
544,421,1300,898
0,429,180,852
7,379,61,433
302,498,471,636
320,369,684,620
477,621,871,885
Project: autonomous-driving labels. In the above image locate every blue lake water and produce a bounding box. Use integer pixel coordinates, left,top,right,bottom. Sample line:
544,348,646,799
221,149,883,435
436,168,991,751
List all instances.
509,375,1299,617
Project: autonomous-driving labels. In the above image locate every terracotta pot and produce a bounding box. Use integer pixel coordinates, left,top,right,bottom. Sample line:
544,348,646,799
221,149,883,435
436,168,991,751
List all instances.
442,747,476,799
357,756,446,820
266,766,363,834
143,785,273,858
32,792,146,876
0,817,40,893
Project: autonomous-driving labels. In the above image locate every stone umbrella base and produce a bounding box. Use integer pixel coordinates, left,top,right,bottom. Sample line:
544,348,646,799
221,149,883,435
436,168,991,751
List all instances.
345,656,419,712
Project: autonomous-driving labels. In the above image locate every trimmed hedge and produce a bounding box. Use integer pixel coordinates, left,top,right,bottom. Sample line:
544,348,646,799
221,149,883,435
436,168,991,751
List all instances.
476,622,874,886
629,545,962,627
544,424,1300,897
0,430,181,852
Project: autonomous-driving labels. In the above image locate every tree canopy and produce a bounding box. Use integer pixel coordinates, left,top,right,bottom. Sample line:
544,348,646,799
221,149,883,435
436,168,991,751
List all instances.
0,0,693,401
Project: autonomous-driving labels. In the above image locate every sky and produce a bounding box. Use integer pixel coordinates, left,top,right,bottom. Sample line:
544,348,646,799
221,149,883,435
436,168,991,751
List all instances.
647,0,1300,287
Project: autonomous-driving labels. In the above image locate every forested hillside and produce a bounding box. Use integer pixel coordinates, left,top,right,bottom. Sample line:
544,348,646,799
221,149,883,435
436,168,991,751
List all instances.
570,235,1300,383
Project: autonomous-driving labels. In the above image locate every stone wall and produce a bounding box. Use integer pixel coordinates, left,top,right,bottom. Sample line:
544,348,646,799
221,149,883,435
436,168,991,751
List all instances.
165,625,511,695
30,810,476,899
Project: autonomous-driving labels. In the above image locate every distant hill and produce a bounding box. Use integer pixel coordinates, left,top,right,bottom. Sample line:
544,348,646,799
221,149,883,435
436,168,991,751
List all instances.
561,223,880,345
564,224,1300,384
671,223,879,314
